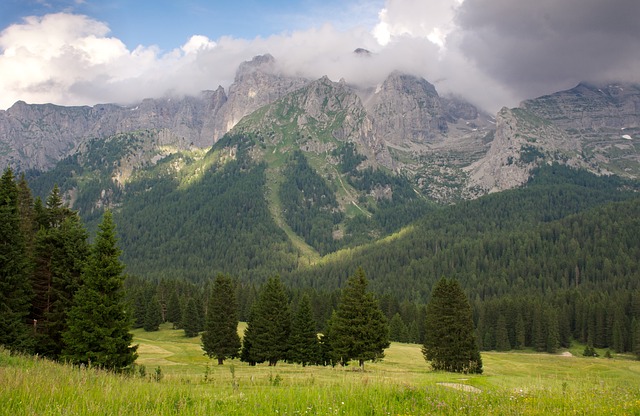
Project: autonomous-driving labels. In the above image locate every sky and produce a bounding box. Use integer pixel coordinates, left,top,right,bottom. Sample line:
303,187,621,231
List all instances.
0,0,638,113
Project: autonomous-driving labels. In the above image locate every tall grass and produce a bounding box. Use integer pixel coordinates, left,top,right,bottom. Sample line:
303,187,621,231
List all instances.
2,327,640,415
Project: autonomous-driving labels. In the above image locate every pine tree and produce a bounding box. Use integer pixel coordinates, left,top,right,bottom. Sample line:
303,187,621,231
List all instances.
495,315,511,351
62,210,137,371
240,304,258,366
16,174,36,256
183,297,202,338
246,276,291,366
32,214,89,359
0,168,33,353
166,290,182,327
326,267,389,370
30,185,89,359
389,313,409,343
202,274,241,365
422,277,482,374
288,294,320,366
143,295,163,332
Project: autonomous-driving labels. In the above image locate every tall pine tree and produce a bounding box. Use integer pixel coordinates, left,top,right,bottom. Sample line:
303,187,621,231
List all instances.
182,297,202,337
288,294,320,366
202,274,241,365
422,277,482,374
0,168,33,353
62,210,137,371
244,276,291,366
31,186,89,359
326,267,389,370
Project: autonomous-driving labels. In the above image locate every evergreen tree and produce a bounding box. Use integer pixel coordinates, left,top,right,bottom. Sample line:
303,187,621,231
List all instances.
240,304,258,365
389,313,409,343
326,268,389,370
0,168,33,353
62,210,137,371
202,274,241,365
166,290,182,327
422,277,482,374
247,276,291,366
32,214,89,359
16,174,36,256
183,297,202,337
514,312,526,349
495,315,511,351
288,294,320,366
143,296,163,332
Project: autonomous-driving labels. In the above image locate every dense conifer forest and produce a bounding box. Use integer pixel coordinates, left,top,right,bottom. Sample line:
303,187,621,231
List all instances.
11,140,640,358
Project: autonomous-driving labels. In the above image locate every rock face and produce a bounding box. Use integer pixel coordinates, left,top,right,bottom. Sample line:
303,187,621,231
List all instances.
466,82,640,193
0,54,307,172
222,54,308,132
366,72,448,145
521,82,640,130
465,107,584,193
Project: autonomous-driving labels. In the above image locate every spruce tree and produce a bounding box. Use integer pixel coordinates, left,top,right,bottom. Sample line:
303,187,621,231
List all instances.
30,186,89,359
62,210,137,371
166,290,182,327
288,294,320,366
143,296,163,332
422,277,482,374
389,313,409,343
495,315,511,351
247,275,291,366
0,168,33,353
182,297,202,337
240,304,258,365
32,214,89,359
202,274,241,365
326,267,389,370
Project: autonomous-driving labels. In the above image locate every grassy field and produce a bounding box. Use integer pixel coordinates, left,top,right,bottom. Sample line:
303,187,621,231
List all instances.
2,323,640,415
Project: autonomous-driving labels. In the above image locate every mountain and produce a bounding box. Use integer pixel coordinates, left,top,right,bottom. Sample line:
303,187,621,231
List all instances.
0,54,305,172
6,54,640,282
467,82,640,193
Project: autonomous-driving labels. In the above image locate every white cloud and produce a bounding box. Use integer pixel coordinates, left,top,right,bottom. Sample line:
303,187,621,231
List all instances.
181,35,217,54
373,0,462,48
0,4,526,113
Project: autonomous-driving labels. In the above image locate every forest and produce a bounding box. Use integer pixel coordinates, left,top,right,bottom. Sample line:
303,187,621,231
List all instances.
8,138,640,358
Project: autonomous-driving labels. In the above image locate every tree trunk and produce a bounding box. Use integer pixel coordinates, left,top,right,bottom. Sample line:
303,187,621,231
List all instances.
359,359,365,371
217,357,224,365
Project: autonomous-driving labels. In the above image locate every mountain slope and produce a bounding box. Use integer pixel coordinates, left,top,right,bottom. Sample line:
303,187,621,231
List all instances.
287,165,640,301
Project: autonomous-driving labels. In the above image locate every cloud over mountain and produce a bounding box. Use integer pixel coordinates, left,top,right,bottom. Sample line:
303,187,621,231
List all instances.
0,0,636,113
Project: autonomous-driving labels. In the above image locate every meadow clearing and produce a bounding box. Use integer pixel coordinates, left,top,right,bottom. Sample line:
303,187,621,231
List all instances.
2,323,640,415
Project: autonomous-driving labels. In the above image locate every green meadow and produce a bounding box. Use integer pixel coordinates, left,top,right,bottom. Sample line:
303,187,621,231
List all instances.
2,323,640,415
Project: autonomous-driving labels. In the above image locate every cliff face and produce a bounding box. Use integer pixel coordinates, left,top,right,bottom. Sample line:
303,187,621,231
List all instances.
222,54,309,132
0,92,228,171
465,107,585,193
521,83,640,130
0,54,306,172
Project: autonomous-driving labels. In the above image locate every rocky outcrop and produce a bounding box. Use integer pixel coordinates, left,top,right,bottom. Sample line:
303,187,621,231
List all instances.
0,91,228,171
521,82,640,130
366,72,447,145
222,54,308,132
465,107,585,193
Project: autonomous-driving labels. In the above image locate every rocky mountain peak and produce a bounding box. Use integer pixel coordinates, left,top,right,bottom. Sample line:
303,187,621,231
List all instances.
235,54,277,78
223,54,308,132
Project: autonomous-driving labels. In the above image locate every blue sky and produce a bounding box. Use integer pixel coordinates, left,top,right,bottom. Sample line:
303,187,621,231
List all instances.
1,0,383,51
0,0,638,112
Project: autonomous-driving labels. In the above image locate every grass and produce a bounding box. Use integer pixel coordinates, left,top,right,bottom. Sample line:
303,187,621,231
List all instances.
3,324,640,415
